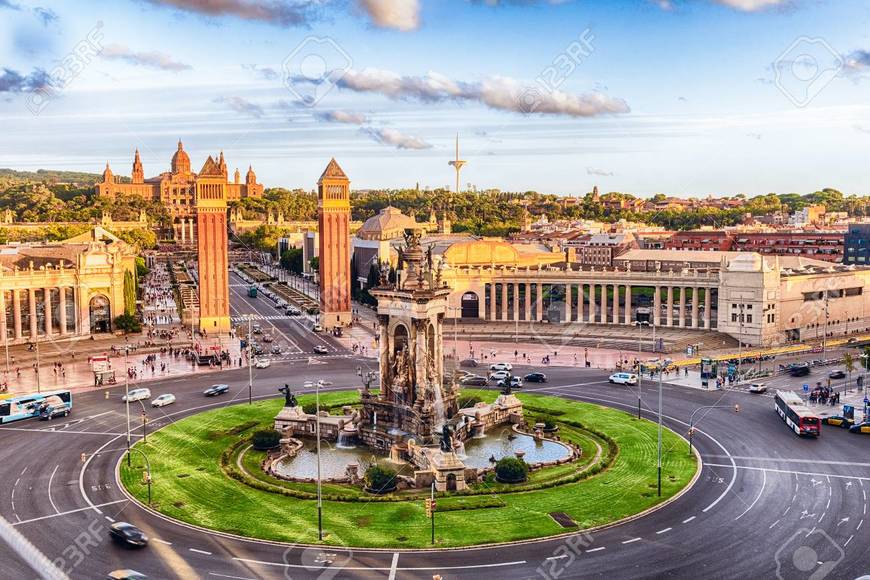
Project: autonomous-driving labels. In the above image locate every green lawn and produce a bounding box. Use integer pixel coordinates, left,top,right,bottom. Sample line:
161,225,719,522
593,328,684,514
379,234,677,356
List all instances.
120,391,697,548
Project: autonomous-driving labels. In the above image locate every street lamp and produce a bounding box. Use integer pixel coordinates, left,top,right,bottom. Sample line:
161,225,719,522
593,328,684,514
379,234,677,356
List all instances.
635,321,650,420
127,448,153,506
315,380,323,541
688,403,740,457
656,363,663,497
124,346,131,467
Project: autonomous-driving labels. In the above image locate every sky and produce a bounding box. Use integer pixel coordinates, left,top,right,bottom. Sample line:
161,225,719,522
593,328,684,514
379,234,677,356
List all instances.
1,0,870,197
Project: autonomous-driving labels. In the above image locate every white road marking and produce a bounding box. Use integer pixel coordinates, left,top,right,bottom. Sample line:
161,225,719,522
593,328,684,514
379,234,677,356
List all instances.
656,527,672,534
154,538,173,545
735,468,766,521
20,466,28,475
622,537,641,544
233,556,526,571
104,516,114,522
586,547,606,553
845,535,854,547
388,552,399,580
857,519,863,530
47,464,60,514
190,548,213,556
12,499,127,526
546,555,569,560
209,574,256,580
769,519,780,529
704,463,870,482
818,512,826,523
682,516,696,524
783,506,791,516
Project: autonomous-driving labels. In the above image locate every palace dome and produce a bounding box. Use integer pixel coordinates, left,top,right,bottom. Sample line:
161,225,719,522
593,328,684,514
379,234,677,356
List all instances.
171,140,191,174
357,207,419,241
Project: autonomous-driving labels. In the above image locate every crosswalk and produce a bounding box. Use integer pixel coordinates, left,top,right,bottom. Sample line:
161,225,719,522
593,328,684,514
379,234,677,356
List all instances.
231,314,298,323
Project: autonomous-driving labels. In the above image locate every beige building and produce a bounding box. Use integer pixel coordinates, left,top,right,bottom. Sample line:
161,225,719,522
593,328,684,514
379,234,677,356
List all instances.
0,227,137,345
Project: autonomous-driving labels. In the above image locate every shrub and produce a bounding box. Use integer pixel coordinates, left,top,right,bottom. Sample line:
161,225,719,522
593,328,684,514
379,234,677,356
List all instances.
114,313,142,334
458,394,483,409
495,456,529,483
539,415,558,430
302,403,318,415
364,464,397,493
251,429,281,450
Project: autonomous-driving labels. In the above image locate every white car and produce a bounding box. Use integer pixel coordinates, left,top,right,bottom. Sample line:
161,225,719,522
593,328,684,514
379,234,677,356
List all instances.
312,324,324,333
151,394,176,408
489,362,513,372
608,373,638,386
489,370,511,382
254,358,271,369
748,382,767,394
122,388,151,402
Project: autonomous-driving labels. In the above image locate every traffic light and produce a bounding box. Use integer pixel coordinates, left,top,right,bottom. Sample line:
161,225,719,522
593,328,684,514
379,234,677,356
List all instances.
425,499,432,518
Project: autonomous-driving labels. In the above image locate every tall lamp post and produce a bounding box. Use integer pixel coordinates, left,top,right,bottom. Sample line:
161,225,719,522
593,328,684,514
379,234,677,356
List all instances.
635,321,649,420
247,315,253,405
124,346,131,467
656,362,664,497
315,380,323,541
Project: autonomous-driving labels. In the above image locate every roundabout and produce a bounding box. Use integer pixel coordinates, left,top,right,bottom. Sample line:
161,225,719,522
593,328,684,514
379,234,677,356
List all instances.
117,389,697,548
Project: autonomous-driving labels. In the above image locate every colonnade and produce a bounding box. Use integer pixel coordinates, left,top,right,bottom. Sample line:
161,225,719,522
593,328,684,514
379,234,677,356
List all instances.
0,287,79,341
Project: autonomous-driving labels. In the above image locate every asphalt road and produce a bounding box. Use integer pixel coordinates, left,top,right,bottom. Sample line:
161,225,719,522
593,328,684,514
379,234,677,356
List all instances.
1,306,869,578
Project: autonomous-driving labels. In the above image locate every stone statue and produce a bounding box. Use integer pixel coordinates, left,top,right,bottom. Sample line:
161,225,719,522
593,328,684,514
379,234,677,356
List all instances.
440,423,453,452
403,228,421,249
426,245,433,271
278,384,297,408
500,378,513,395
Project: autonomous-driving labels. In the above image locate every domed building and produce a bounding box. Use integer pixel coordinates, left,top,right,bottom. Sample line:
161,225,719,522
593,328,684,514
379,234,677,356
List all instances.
94,141,264,240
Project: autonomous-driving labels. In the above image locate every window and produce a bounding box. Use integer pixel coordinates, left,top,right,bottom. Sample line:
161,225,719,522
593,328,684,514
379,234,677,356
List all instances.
746,315,753,324
731,313,738,322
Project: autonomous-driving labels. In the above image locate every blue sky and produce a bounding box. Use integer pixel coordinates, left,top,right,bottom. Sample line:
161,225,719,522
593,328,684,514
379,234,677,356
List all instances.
2,0,870,196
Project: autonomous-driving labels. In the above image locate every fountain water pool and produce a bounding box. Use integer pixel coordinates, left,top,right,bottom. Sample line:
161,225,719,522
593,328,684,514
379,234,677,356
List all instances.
272,426,571,481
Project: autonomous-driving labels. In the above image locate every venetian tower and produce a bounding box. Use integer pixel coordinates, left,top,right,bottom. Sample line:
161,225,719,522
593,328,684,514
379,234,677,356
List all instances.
317,158,352,329
195,155,231,334
359,229,457,449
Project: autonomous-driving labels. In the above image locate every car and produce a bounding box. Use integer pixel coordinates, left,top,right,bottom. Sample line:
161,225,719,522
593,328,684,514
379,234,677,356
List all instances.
524,372,548,383
108,522,148,547
748,383,767,394
252,325,263,334
460,375,488,387
500,376,523,389
828,370,846,380
489,362,513,372
848,421,870,434
459,358,480,368
151,394,176,408
313,345,329,355
262,334,274,343
608,372,638,386
823,415,854,428
270,345,282,355
489,370,510,382
789,363,811,377
122,388,151,403
38,403,70,420
203,384,229,397
312,324,324,333
254,358,271,369
286,306,301,316
107,570,148,580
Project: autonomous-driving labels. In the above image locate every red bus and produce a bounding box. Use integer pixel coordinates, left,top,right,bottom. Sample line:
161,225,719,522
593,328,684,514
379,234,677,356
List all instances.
774,390,820,437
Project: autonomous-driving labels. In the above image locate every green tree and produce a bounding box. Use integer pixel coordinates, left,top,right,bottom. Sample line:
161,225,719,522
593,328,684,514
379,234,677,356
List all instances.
494,456,529,483
280,247,304,273
114,313,141,334
123,270,137,316
364,464,397,493
309,256,319,272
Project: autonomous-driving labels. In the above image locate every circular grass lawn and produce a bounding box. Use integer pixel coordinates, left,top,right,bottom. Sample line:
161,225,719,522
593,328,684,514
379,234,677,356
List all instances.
119,390,697,548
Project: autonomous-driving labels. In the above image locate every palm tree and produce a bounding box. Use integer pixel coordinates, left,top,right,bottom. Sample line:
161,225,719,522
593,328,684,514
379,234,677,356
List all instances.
843,352,855,394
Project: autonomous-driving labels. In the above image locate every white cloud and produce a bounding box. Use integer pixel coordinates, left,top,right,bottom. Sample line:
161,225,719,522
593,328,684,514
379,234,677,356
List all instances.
714,0,785,11
141,0,317,27
358,0,420,31
361,126,431,149
102,43,191,71
586,167,613,177
331,68,629,118
213,96,264,117
314,109,369,124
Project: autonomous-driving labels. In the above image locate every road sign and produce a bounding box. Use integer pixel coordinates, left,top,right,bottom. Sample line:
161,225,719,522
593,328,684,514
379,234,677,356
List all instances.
803,383,810,393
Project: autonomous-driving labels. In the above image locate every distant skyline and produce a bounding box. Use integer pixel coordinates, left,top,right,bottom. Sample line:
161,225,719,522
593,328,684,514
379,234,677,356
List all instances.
2,0,870,196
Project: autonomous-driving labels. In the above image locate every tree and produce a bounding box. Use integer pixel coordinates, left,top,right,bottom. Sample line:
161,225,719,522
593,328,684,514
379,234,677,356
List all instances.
844,352,855,392
252,429,281,450
280,247,304,273
364,464,398,493
494,456,529,483
309,256,319,272
114,313,141,334
123,270,136,316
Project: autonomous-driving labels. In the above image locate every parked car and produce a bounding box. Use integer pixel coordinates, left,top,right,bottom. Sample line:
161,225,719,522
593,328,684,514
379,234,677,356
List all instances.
287,306,301,316
823,415,854,428
489,370,510,382
828,369,846,380
460,375,488,387
524,372,548,383
151,394,176,408
122,388,151,403
608,372,638,386
848,421,870,434
748,383,767,394
203,384,230,397
270,345,282,355
313,345,329,355
108,522,148,547
459,358,480,368
489,362,513,372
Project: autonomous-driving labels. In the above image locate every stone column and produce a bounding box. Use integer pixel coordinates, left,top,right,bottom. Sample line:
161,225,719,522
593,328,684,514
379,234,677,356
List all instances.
564,284,572,323
13,289,22,339
513,283,520,321
577,283,584,322
612,284,619,324
535,283,544,322
489,283,497,321
180,219,186,243
59,287,67,336
666,286,674,327
704,288,712,329
653,286,661,327
0,290,6,343
678,287,686,327
501,283,509,322
524,283,531,322
691,287,699,328
591,284,599,323
477,288,486,320
44,288,52,336
189,218,195,242
624,285,632,325
28,288,38,339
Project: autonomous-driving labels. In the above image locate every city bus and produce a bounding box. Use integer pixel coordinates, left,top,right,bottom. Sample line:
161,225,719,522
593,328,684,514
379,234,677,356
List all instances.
0,391,72,424
774,390,820,437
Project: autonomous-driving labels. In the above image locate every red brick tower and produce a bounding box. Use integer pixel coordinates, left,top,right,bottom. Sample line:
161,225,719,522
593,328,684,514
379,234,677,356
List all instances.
195,155,231,334
317,158,352,329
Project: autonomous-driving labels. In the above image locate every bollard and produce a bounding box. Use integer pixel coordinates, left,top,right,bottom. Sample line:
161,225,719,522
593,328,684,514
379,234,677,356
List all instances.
105,390,109,399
